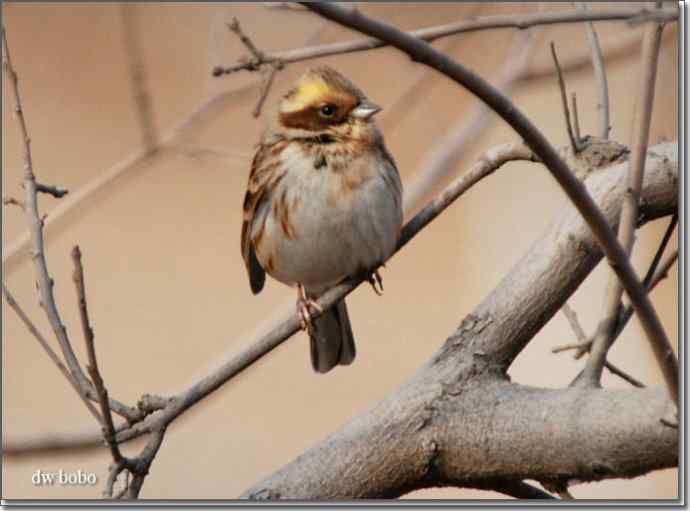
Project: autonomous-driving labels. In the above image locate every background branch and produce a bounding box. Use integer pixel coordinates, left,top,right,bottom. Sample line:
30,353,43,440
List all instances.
212,7,677,76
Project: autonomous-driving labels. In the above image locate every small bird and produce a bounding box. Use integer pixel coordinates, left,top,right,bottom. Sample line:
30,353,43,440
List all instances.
241,66,403,373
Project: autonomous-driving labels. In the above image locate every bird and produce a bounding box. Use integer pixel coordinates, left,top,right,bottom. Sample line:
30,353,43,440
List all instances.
240,66,403,373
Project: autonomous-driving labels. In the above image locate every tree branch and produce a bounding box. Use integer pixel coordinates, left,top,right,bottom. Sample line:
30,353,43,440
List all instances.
574,2,610,139
212,7,678,76
1,283,102,423
579,17,672,397
240,140,677,498
303,2,677,405
109,141,537,445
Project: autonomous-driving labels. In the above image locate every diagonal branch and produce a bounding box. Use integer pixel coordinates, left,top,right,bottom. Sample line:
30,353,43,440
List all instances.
1,283,102,423
72,246,122,466
112,142,537,444
240,140,677,499
303,1,677,405
550,41,583,153
579,17,671,394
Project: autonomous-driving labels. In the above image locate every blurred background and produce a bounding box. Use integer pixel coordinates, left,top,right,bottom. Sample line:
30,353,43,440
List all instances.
2,2,678,500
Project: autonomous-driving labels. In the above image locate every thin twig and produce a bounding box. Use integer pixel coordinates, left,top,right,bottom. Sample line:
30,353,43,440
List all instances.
2,283,103,423
120,4,158,152
35,183,69,198
253,64,279,118
551,41,582,153
571,213,677,359
3,196,25,209
579,19,674,401
2,27,93,392
555,242,678,358
228,17,267,63
574,2,610,139
3,27,146,426
304,1,676,405
560,303,644,387
72,245,122,464
211,7,678,76
604,360,645,388
571,92,581,143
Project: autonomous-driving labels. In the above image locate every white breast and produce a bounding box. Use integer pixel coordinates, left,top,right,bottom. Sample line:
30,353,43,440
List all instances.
254,142,402,294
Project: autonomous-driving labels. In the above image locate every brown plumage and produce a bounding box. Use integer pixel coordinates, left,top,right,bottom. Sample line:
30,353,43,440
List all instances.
240,66,403,373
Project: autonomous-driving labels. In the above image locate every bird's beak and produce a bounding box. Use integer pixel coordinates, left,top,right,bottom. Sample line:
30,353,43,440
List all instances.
351,101,382,120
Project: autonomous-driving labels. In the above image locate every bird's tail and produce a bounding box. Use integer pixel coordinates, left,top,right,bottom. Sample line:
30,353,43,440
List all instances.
309,299,356,373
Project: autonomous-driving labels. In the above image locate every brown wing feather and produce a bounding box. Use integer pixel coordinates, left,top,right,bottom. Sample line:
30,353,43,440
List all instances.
240,138,287,294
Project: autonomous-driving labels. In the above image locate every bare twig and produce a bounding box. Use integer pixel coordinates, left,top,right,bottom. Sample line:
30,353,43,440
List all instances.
569,213,677,359
579,19,675,402
3,26,150,427
2,283,102,423
571,92,581,143
3,196,25,209
253,64,279,118
551,41,582,153
2,27,93,392
303,5,676,401
555,241,678,359
642,214,678,289
212,7,678,76
72,246,122,466
574,2,610,139
228,17,268,63
561,303,644,388
35,183,69,198
120,4,158,152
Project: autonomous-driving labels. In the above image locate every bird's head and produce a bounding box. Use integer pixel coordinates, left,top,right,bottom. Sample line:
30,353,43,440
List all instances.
275,66,381,142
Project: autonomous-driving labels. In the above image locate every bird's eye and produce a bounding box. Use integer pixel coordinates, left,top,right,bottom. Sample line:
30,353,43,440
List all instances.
320,104,336,117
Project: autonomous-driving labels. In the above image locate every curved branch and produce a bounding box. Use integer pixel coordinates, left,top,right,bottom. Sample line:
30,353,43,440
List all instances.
242,141,678,499
304,1,678,404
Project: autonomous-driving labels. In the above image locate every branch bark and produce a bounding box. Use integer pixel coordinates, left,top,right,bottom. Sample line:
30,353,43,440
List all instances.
242,140,678,499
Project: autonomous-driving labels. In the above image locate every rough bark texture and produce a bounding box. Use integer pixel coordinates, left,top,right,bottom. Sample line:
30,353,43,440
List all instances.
241,141,678,499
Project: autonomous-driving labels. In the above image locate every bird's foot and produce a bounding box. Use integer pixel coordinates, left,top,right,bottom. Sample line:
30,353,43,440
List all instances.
367,269,384,296
297,284,322,334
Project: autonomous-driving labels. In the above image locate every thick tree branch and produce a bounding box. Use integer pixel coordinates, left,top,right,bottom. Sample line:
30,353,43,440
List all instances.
241,141,677,499
304,1,677,404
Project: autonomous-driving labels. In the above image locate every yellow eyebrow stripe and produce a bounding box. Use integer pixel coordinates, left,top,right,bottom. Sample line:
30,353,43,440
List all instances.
281,80,331,112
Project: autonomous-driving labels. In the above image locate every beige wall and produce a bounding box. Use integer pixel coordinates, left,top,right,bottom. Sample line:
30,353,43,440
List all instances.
2,2,678,500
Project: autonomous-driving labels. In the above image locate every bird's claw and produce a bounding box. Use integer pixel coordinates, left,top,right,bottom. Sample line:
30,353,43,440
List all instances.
297,285,322,334
367,269,384,296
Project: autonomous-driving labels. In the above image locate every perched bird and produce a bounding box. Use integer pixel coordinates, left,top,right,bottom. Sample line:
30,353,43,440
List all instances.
241,66,403,373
